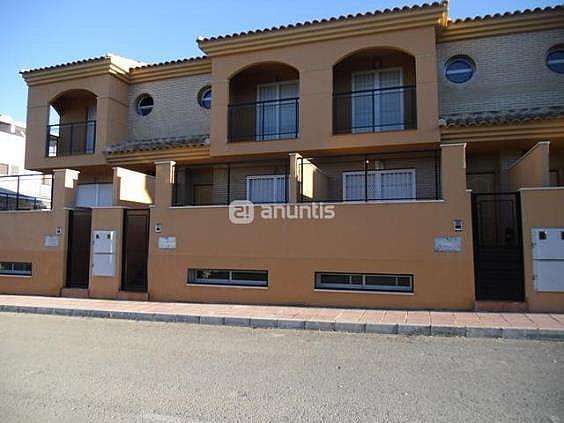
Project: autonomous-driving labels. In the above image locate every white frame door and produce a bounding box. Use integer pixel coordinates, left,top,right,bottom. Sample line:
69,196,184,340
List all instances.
256,80,298,140
351,68,404,133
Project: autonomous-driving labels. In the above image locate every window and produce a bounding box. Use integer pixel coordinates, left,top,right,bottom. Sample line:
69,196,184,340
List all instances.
135,94,154,116
198,86,212,109
445,56,475,83
76,183,112,207
342,169,416,201
256,81,299,140
0,163,8,175
315,272,412,292
246,175,287,203
546,46,564,74
189,269,268,287
0,262,32,276
352,69,404,132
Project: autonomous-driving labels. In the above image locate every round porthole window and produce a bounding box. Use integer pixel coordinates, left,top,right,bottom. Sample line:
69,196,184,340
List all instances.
198,86,212,109
135,94,154,116
445,56,475,84
546,46,564,74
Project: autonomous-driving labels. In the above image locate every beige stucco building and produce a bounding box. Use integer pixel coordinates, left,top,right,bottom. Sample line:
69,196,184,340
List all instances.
1,2,563,312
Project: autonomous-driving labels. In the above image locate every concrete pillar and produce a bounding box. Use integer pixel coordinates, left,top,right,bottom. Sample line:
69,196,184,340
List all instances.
52,168,79,211
288,153,302,203
440,143,467,201
154,161,175,208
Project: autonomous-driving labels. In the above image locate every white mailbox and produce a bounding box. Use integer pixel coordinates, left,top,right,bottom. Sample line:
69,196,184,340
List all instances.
92,230,117,277
531,228,564,292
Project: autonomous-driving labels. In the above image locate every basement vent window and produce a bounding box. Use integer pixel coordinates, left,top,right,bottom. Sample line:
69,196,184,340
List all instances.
0,262,32,276
445,56,475,84
546,46,564,74
189,269,268,287
315,272,413,293
135,94,154,116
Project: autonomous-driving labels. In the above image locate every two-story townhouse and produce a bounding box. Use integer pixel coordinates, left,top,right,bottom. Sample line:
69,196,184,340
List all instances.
1,2,563,312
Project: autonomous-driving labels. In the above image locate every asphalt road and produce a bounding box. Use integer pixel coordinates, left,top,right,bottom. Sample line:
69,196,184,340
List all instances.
0,312,562,423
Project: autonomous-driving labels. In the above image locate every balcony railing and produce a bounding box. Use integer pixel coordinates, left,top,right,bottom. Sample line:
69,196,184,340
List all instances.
333,86,416,134
228,98,299,142
46,120,96,157
0,174,53,210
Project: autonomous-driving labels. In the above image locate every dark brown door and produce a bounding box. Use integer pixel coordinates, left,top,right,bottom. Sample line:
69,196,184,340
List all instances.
66,209,92,288
472,193,525,301
121,209,150,292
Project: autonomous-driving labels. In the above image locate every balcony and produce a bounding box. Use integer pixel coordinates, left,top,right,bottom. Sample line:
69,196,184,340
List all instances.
228,98,299,142
46,121,96,157
173,159,290,206
333,86,416,134
298,150,440,203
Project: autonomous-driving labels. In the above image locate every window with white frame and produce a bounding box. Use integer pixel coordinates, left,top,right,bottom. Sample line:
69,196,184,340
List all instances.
189,269,268,287
342,169,416,201
75,183,112,207
246,175,286,203
256,81,299,140
352,69,404,133
315,272,412,292
0,262,32,276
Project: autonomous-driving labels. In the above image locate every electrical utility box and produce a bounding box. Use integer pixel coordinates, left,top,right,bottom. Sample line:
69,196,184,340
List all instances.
531,228,564,292
92,230,117,277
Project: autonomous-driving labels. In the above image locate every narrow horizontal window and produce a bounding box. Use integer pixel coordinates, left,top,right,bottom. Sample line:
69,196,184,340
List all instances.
189,269,268,287
0,262,32,276
315,272,412,292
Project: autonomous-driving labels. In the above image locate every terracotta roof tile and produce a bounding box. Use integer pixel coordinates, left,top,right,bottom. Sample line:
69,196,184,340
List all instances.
132,56,208,70
20,55,108,74
448,4,562,24
197,2,443,43
106,135,209,154
440,106,564,128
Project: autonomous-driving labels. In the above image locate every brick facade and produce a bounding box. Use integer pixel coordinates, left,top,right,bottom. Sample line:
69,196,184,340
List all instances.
438,29,564,116
128,74,212,140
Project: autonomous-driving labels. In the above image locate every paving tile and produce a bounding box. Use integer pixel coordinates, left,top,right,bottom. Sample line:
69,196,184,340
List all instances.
526,314,563,329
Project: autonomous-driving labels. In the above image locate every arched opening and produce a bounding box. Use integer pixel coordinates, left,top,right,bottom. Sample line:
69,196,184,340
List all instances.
228,62,299,142
332,48,416,134
47,89,97,157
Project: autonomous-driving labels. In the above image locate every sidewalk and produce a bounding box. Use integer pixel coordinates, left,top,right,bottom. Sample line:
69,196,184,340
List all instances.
0,294,563,340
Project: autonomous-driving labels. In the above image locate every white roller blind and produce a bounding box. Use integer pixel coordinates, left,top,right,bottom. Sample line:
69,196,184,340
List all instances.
257,81,298,140
76,183,112,207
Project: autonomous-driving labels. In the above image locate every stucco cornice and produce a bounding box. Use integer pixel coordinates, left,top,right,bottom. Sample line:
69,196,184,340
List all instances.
439,7,564,42
21,57,132,86
198,4,447,57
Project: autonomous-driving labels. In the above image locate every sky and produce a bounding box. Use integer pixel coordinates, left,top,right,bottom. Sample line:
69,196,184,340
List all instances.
1,0,561,124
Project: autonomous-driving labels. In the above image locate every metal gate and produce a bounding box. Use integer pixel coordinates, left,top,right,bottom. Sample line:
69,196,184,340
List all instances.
66,209,92,288
471,193,525,301
121,209,150,292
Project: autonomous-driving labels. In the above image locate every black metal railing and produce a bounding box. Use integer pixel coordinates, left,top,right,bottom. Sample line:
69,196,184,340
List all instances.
46,120,96,157
228,98,299,142
172,160,290,206
333,86,416,134
298,150,440,203
0,174,53,210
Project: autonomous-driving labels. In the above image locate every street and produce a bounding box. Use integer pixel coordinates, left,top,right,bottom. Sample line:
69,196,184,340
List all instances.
0,312,562,422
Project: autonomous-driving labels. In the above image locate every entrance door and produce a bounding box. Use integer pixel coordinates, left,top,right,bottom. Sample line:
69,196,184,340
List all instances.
121,209,149,292
66,209,92,288
471,193,525,301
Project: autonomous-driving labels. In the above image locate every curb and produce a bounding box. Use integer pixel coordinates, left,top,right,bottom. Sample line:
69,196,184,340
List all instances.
0,305,562,341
